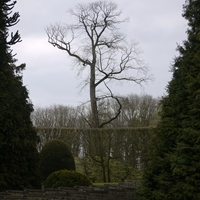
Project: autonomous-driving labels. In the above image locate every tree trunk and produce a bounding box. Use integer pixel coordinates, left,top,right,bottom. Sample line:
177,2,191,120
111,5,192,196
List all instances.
101,163,107,182
90,64,99,128
107,159,111,182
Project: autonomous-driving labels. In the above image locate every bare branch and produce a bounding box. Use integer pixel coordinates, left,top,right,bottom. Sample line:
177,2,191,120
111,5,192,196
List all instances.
98,83,122,128
46,23,91,66
95,41,151,88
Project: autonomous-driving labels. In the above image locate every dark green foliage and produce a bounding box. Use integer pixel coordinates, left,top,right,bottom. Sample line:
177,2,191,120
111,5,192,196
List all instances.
0,0,40,190
39,139,76,181
43,170,91,188
138,0,200,199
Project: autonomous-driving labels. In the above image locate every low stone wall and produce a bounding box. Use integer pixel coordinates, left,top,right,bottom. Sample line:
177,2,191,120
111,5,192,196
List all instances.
0,185,138,200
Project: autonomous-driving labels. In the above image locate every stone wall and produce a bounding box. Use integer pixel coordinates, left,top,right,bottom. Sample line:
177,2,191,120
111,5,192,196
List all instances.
0,185,138,200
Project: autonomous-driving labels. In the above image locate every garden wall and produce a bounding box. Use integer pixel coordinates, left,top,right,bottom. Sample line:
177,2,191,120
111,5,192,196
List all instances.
0,184,138,200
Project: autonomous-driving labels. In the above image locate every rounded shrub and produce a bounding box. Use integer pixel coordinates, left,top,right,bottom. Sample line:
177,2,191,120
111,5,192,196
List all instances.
43,170,91,188
39,139,75,181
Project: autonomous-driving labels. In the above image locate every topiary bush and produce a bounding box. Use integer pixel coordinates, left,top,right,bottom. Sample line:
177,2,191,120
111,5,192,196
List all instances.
43,170,91,188
39,139,75,181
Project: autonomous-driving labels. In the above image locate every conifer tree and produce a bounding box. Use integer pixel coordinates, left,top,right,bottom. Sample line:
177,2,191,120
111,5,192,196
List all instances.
0,0,40,190
138,0,200,199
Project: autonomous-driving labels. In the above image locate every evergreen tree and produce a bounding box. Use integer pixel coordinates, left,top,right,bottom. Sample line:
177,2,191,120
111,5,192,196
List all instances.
138,0,200,199
0,0,40,190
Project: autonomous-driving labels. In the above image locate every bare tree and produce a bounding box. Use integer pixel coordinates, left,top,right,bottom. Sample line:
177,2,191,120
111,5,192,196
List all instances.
120,94,159,127
32,105,81,153
46,1,150,128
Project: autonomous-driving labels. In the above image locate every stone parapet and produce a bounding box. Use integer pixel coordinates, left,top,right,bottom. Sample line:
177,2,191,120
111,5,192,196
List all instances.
0,185,138,200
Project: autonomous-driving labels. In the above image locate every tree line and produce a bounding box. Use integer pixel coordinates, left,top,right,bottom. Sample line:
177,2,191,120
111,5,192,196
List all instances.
32,94,160,182
32,94,160,129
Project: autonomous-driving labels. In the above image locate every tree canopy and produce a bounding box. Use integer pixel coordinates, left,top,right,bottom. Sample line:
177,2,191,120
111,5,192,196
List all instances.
0,0,40,190
138,0,200,199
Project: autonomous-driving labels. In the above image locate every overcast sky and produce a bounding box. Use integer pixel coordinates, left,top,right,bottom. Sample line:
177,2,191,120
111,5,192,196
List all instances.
11,0,187,108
